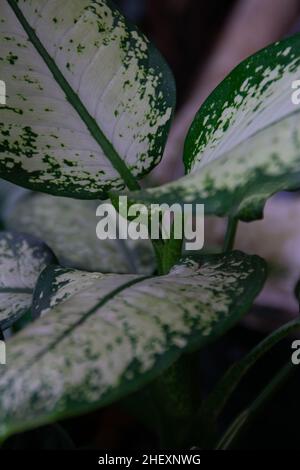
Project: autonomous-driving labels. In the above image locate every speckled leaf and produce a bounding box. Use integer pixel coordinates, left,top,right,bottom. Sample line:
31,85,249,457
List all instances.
0,231,56,330
0,0,175,198
123,35,300,221
4,192,155,274
0,251,266,439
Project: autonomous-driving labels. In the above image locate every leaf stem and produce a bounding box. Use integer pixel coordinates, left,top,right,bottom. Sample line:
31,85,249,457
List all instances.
152,214,184,275
149,215,192,446
150,354,201,448
216,361,295,449
223,217,238,252
152,237,183,275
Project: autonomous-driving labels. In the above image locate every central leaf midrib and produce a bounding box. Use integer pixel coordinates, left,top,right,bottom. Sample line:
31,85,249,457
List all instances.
14,273,154,376
0,287,32,294
7,0,140,192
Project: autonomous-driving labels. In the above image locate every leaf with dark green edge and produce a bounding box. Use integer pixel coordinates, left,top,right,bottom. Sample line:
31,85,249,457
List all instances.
0,251,266,440
120,34,300,221
0,231,56,330
4,192,155,274
0,0,175,199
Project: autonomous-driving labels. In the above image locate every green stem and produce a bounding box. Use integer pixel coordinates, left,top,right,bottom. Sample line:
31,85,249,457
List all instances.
152,214,184,275
152,237,183,275
223,217,238,252
151,354,201,448
216,361,295,450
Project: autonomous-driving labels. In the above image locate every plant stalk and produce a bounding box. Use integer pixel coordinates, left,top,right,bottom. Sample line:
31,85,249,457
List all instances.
223,217,238,252
151,216,198,447
151,354,201,448
216,361,295,449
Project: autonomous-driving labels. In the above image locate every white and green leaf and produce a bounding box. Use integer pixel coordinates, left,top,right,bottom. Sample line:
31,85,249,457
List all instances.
0,0,175,198
124,35,300,221
0,231,56,330
0,251,266,440
4,192,155,274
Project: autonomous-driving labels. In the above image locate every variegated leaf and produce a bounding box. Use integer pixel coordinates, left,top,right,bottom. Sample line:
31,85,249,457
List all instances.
0,251,266,440
123,35,300,221
4,192,155,274
0,0,175,198
0,231,56,330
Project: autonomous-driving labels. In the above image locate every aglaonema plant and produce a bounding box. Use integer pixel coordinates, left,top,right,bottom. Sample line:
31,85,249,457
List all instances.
0,0,300,449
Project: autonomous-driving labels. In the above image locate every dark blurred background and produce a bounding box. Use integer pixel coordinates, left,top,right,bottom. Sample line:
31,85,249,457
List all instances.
117,0,237,108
